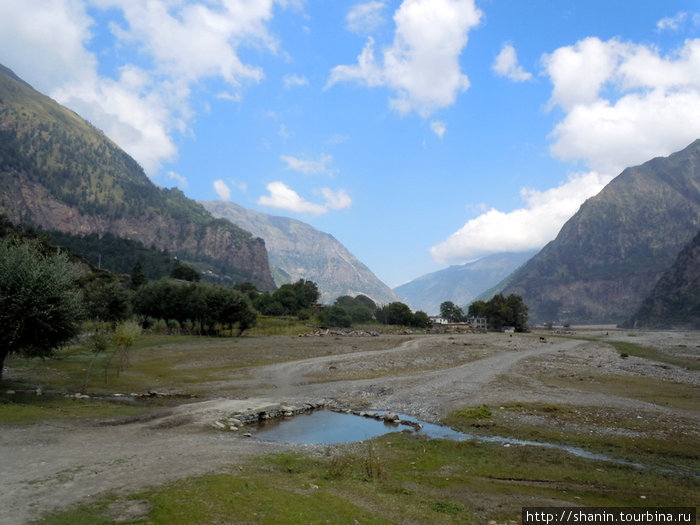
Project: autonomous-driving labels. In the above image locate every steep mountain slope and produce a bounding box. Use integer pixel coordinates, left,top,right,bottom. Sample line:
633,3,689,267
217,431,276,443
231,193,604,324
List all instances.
626,229,700,329
394,251,536,314
202,200,400,305
0,64,276,290
501,140,700,324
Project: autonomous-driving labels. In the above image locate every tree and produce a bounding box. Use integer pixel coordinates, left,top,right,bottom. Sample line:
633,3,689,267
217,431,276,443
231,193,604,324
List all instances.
411,311,431,328
130,261,147,290
440,301,465,322
170,263,201,282
467,294,529,332
0,239,84,379
376,302,414,326
83,275,132,324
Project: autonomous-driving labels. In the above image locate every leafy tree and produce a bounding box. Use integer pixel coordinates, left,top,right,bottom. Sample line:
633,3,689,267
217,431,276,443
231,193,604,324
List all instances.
376,302,414,326
253,293,285,316
320,305,353,328
467,294,529,332
412,311,432,328
332,295,376,324
83,275,132,324
130,261,148,290
440,301,465,322
0,239,84,379
170,263,201,282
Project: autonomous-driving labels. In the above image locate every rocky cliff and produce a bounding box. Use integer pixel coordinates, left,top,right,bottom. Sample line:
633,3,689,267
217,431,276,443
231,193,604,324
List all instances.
0,64,276,290
202,200,400,305
501,140,700,325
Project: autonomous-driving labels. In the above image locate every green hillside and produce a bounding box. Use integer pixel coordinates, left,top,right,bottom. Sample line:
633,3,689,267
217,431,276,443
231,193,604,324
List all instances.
0,64,276,290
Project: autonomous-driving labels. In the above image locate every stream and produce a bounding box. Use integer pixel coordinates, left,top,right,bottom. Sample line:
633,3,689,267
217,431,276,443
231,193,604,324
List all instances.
250,409,645,468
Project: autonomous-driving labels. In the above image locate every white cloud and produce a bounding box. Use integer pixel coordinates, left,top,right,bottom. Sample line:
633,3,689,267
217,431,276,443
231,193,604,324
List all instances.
347,1,387,34
258,182,328,215
493,43,532,82
258,182,352,215
430,120,446,138
434,36,700,265
544,37,700,175
281,154,336,175
319,188,352,210
327,0,482,117
283,73,309,88
213,179,232,200
430,171,610,264
656,12,687,31
0,0,285,176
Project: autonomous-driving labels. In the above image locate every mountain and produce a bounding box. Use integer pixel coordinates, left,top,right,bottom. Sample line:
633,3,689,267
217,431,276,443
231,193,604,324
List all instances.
202,200,400,305
500,140,700,325
626,229,700,329
0,64,276,291
394,251,536,315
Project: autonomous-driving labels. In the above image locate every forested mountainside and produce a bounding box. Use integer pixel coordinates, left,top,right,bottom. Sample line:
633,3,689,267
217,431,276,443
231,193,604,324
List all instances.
501,139,700,325
0,64,275,290
202,200,399,305
625,229,700,329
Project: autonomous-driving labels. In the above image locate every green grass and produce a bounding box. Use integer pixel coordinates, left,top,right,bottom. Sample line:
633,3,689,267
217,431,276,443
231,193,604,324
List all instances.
607,341,700,370
0,390,149,425
36,433,698,525
445,402,700,475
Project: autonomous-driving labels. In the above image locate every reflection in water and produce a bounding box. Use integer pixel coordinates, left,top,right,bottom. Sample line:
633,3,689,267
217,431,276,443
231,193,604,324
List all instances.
250,409,637,467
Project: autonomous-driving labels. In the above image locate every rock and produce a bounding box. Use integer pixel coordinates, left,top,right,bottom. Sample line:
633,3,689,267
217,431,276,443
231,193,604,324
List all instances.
382,412,399,423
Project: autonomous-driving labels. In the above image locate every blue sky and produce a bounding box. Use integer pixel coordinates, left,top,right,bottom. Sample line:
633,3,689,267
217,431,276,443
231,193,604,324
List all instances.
1,1,700,288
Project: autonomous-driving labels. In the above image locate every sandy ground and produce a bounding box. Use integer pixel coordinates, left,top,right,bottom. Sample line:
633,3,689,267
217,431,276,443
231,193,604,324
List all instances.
0,329,698,524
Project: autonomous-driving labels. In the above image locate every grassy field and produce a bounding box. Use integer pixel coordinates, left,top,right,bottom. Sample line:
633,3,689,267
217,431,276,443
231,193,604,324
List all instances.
34,431,698,524
2,330,698,524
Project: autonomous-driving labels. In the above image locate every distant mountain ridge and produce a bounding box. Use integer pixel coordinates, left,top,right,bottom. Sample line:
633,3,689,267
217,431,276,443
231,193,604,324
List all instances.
394,251,536,315
0,64,276,290
501,140,700,325
202,200,400,305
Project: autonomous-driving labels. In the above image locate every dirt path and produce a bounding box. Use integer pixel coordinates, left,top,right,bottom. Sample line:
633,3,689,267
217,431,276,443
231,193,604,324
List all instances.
0,332,696,524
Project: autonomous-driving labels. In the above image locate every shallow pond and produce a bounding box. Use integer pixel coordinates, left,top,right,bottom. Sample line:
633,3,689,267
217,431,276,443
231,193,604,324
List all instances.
251,409,630,465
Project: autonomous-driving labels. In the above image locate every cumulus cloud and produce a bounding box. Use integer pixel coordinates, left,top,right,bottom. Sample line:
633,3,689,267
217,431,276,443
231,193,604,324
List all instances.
281,154,337,175
544,37,700,175
258,182,352,215
347,1,387,34
430,171,610,264
327,0,482,117
433,36,700,265
493,43,532,82
0,0,284,176
213,179,232,200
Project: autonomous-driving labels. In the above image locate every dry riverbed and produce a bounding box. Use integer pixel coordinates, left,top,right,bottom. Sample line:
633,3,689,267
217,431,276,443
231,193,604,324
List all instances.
0,328,698,524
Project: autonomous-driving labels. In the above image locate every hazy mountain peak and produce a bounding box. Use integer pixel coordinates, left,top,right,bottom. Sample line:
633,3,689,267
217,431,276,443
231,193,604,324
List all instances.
202,200,399,305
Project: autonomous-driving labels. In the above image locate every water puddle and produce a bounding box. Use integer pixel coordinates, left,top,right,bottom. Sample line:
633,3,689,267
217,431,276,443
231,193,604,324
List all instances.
251,409,639,467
